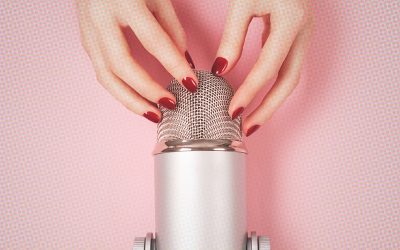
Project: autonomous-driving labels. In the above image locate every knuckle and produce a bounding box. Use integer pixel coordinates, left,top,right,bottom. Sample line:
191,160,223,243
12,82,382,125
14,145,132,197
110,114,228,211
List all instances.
121,99,138,114
262,71,278,84
95,69,111,85
87,2,109,23
137,30,159,53
255,64,278,82
80,40,90,54
289,8,306,27
277,5,307,28
142,41,157,55
107,51,129,71
175,31,187,51
164,59,184,74
295,7,306,21
265,71,278,82
78,29,92,53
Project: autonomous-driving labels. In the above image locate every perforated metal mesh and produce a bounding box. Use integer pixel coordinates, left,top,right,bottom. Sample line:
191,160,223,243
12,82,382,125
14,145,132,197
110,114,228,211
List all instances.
157,70,242,142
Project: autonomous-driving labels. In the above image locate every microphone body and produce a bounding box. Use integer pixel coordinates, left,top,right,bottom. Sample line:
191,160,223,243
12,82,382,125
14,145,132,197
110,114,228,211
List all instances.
154,148,247,250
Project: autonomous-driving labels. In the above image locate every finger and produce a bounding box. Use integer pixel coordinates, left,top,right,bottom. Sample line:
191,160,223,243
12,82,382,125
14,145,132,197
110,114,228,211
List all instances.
100,72,163,123
126,7,198,92
150,0,186,54
243,26,312,136
228,11,304,118
94,21,177,110
151,0,195,69
79,21,111,81
81,25,162,123
212,1,252,76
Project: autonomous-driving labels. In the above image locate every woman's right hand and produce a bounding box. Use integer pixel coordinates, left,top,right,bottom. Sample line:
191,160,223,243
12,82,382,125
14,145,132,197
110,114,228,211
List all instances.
76,0,197,123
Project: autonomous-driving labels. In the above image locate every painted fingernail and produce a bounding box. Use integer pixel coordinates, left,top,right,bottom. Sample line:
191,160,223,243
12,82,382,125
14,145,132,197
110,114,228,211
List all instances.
158,97,176,110
231,107,244,120
143,111,161,123
185,51,195,69
246,125,260,137
211,57,228,76
182,77,197,93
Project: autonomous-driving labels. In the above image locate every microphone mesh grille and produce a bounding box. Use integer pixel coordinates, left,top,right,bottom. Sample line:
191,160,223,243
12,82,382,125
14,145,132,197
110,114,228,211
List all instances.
157,70,242,142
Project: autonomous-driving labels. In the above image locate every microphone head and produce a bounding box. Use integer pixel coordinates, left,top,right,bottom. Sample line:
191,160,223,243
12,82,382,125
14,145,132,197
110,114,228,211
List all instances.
157,70,242,142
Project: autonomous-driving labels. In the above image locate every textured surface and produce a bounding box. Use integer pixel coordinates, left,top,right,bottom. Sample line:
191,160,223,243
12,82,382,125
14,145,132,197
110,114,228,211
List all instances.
157,70,241,141
1,0,400,249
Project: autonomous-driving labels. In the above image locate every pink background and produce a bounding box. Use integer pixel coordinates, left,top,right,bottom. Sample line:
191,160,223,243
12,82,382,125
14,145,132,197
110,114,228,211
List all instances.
1,0,399,249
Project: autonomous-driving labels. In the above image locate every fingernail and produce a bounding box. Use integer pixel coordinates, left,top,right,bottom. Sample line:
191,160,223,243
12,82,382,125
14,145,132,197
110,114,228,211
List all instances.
211,57,228,76
231,107,244,120
158,97,176,110
246,125,260,137
182,77,197,93
143,111,161,123
185,51,195,69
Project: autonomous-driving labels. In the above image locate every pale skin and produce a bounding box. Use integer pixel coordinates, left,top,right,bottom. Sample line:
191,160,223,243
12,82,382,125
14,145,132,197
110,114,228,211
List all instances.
76,0,313,136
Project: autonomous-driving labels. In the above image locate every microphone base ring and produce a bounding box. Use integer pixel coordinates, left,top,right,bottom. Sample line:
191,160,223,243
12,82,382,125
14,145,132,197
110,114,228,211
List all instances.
133,232,271,250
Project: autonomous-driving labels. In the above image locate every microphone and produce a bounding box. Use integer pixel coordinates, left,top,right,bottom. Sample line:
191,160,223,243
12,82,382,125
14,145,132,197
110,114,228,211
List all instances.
134,70,270,250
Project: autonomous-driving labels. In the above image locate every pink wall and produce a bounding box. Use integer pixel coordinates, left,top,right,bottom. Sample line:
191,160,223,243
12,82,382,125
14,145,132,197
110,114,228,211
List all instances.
1,0,399,249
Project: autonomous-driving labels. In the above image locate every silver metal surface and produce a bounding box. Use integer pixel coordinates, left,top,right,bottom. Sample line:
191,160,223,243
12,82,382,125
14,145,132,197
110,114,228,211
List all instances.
157,70,242,142
246,233,271,250
133,237,145,250
247,238,252,250
133,233,156,250
251,232,257,250
154,151,247,250
145,233,153,250
153,139,247,154
258,236,271,250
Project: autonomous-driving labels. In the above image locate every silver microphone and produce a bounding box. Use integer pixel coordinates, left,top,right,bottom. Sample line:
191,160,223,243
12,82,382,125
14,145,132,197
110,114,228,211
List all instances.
134,70,270,250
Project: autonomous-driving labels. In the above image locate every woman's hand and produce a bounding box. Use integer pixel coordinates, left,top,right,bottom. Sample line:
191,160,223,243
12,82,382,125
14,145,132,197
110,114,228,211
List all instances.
76,0,197,123
212,0,313,136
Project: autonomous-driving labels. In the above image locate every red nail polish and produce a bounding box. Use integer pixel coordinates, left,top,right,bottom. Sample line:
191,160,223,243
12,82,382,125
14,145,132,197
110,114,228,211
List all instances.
246,125,260,137
185,51,195,69
211,57,228,76
231,107,244,120
182,77,197,93
158,97,176,110
143,111,161,123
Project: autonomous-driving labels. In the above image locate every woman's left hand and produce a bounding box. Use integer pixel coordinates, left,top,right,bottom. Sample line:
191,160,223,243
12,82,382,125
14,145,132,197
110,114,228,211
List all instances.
212,0,313,136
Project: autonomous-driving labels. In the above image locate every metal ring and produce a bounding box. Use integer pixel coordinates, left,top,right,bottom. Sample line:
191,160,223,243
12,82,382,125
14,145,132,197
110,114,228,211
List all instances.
153,139,247,154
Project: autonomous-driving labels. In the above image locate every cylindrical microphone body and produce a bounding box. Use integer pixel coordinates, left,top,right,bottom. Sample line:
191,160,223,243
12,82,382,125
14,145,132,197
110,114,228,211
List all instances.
154,149,247,250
